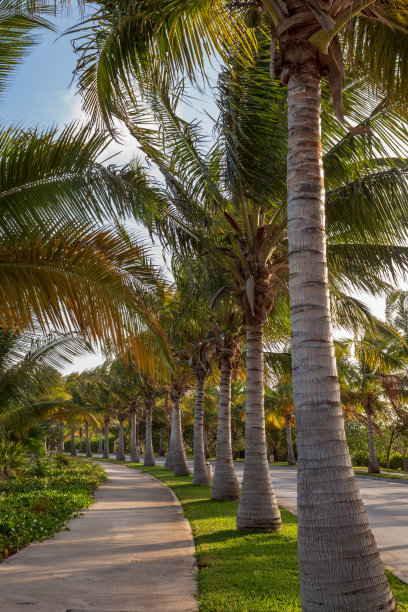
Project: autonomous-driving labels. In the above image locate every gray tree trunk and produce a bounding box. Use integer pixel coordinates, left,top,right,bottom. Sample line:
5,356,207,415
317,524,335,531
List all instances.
85,421,92,457
165,405,176,469
116,414,126,461
70,426,77,456
57,422,64,453
193,376,211,485
285,414,296,465
211,360,240,500
286,64,396,610
103,417,110,459
366,411,380,473
236,324,281,530
144,401,156,466
78,427,83,453
172,391,190,476
97,429,103,454
130,410,140,463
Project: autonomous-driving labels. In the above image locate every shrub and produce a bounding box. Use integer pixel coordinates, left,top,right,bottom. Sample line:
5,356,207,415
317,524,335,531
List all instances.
389,454,403,470
0,456,106,559
353,451,369,467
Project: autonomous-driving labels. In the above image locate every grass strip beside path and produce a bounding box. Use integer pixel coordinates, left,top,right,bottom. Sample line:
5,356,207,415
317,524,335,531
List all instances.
106,461,408,612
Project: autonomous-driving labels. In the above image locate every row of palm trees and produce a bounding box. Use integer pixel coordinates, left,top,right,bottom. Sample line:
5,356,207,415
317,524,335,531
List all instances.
3,0,408,609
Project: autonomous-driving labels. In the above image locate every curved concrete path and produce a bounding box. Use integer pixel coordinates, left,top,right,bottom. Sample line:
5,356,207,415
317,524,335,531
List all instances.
0,463,197,612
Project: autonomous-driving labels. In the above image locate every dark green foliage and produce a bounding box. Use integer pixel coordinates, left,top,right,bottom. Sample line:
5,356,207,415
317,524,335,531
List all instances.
0,457,105,559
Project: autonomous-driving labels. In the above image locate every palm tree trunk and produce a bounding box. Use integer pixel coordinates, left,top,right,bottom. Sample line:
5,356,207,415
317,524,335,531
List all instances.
85,421,92,457
116,414,126,460
286,63,396,610
193,376,211,485
172,391,190,476
204,425,210,459
70,426,77,456
103,416,110,459
144,401,155,466
285,414,296,466
97,429,103,454
236,323,281,530
366,411,380,473
164,407,175,469
57,422,64,453
212,359,240,500
130,410,140,463
78,426,83,453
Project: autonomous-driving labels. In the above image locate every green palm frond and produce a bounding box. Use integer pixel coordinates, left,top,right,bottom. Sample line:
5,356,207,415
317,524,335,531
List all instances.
69,0,256,128
0,123,145,233
0,0,55,96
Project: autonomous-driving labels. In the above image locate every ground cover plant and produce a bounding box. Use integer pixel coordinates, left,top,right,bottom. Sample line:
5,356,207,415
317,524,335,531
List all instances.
0,455,106,560
113,462,408,611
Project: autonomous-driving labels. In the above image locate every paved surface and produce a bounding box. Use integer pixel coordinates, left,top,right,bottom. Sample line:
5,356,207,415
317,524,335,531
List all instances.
78,454,408,584
124,455,408,584
0,462,197,612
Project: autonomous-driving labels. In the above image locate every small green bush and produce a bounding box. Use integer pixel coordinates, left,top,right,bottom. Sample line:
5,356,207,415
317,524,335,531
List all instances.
0,457,106,560
352,451,369,466
389,454,404,470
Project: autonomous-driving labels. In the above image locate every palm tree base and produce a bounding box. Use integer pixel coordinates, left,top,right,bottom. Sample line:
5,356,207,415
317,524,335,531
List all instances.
174,466,190,476
116,453,126,461
368,463,381,474
144,458,156,466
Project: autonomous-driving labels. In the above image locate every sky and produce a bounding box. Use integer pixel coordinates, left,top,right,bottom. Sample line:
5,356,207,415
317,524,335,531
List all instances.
3,8,398,373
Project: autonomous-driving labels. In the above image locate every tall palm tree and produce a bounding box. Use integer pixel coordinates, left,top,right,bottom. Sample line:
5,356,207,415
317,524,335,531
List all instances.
71,5,408,602
210,300,243,500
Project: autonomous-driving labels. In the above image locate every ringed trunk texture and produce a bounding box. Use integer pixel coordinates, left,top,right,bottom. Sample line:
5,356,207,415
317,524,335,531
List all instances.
130,410,140,463
78,427,83,453
116,415,126,461
212,360,240,500
366,411,380,474
97,429,103,454
286,64,396,610
285,415,296,465
236,324,281,530
164,407,175,470
103,418,110,459
85,421,92,457
70,427,77,456
193,377,211,485
172,395,190,476
144,401,155,466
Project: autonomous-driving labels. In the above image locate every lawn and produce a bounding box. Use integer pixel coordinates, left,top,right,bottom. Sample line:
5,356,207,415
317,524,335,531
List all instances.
0,455,106,560
116,462,408,612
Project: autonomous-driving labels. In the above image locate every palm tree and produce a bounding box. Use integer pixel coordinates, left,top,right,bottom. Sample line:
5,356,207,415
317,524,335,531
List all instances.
71,5,408,602
210,301,243,500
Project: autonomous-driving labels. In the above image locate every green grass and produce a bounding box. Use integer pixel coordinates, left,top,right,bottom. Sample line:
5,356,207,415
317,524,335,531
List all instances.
0,456,106,560
98,460,408,612
353,470,408,481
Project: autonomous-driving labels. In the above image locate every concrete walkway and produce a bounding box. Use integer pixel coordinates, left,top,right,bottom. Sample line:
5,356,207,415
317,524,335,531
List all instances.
0,463,197,612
